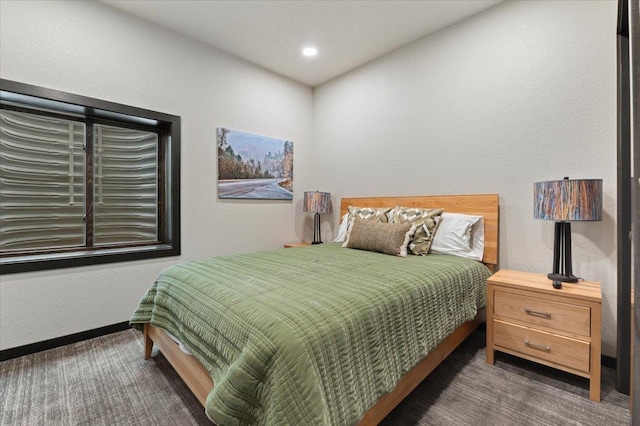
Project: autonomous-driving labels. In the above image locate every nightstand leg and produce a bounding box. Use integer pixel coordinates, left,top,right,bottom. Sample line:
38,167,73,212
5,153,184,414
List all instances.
487,347,495,365
590,299,602,402
486,285,495,365
590,374,601,402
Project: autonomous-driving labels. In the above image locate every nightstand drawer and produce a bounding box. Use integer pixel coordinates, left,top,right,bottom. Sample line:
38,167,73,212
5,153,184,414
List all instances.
493,320,590,373
494,290,590,337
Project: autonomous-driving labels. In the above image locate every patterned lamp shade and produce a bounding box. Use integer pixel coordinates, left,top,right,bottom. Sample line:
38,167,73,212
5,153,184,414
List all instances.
534,178,603,222
303,191,331,214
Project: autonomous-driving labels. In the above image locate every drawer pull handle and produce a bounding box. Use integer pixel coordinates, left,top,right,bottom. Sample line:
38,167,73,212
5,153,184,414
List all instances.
524,308,551,319
524,339,551,352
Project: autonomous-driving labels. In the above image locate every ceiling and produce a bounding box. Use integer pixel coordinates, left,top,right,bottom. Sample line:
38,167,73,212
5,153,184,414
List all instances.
102,0,503,87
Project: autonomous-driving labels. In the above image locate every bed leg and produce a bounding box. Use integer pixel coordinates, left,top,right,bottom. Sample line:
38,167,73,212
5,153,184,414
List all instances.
143,323,153,360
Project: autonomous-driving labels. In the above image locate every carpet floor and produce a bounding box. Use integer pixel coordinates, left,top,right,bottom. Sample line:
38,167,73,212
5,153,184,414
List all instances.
0,328,630,425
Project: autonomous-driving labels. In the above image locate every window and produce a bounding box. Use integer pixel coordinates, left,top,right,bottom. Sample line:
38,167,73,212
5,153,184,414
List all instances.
0,79,180,273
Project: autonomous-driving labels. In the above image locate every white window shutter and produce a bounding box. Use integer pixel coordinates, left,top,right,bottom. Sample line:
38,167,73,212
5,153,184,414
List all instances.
93,124,158,245
0,109,85,251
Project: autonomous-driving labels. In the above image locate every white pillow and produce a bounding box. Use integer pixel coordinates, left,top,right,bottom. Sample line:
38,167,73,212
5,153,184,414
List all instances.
431,213,484,261
333,213,349,243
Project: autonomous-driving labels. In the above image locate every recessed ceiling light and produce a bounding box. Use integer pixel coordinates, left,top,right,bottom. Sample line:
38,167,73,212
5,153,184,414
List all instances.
302,47,318,57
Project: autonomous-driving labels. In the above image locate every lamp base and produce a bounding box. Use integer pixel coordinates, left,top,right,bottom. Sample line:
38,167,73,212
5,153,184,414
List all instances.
312,212,323,245
548,221,581,285
547,273,579,284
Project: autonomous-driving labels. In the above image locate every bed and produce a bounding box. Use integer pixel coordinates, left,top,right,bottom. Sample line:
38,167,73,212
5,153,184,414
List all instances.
131,194,499,425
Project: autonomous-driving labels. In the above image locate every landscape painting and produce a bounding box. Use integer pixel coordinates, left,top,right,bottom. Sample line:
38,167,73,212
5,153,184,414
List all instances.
217,127,293,200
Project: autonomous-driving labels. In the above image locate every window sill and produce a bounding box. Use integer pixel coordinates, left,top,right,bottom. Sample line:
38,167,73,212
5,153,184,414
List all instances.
0,244,180,274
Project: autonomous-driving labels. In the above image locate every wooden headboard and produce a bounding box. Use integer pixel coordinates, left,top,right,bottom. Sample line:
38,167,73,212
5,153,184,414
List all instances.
340,194,499,271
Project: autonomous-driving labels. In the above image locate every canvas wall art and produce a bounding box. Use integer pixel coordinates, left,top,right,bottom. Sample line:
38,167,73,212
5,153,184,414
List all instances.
217,127,293,200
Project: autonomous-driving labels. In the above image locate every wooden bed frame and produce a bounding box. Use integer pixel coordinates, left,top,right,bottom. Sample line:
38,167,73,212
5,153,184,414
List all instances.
143,193,499,425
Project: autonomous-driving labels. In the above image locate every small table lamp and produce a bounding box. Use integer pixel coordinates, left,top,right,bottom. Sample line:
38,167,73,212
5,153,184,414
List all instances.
534,177,603,283
303,191,331,244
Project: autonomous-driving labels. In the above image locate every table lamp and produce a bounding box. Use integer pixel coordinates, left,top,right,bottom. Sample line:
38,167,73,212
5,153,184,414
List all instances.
303,191,331,244
534,177,603,284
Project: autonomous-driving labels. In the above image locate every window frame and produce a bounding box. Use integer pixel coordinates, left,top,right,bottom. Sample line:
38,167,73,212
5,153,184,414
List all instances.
0,79,181,274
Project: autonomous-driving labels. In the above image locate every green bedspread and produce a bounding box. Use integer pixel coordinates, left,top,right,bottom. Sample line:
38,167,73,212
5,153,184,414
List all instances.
130,243,490,425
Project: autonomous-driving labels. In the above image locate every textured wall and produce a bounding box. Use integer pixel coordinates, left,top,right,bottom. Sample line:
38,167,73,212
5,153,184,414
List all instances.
313,1,618,355
0,0,620,358
0,0,313,350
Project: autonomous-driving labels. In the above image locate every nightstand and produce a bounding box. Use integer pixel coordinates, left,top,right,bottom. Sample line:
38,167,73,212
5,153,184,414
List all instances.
486,269,602,402
283,242,311,248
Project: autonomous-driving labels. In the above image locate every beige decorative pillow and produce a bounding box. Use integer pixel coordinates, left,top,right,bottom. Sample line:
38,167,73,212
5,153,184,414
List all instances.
390,207,444,255
343,218,415,257
347,206,391,223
